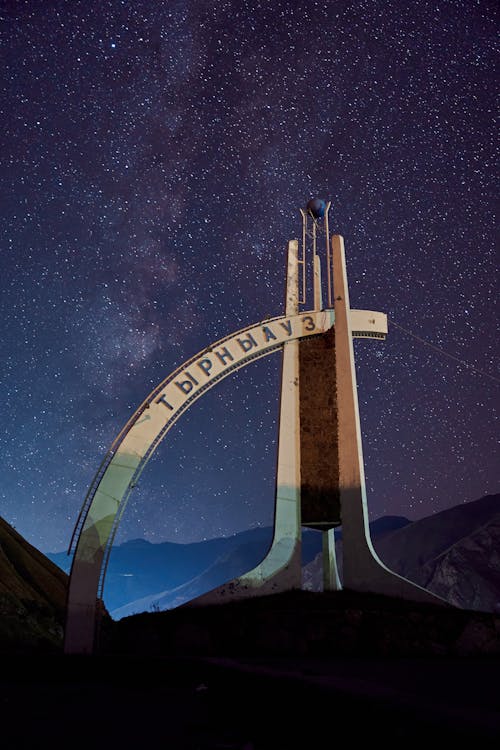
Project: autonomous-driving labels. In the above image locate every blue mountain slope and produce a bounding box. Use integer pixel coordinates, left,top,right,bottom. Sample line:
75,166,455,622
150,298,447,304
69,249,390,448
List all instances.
47,516,411,615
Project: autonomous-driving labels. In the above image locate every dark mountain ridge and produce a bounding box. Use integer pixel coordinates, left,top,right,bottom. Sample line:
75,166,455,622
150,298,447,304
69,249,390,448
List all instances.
0,516,67,651
375,494,500,575
374,494,500,612
45,495,499,618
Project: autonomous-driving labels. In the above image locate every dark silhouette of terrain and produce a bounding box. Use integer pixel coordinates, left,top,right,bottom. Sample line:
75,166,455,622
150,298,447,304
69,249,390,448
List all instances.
1,501,500,744
0,516,67,651
108,588,500,660
1,649,498,746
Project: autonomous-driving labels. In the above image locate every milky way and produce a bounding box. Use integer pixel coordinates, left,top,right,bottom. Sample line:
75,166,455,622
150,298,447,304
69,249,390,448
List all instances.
1,0,497,552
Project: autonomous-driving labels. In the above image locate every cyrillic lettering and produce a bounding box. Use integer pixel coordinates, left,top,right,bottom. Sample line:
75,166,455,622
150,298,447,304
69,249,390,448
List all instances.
279,320,292,336
237,333,258,352
303,315,315,331
197,358,213,377
156,394,174,411
262,325,277,342
175,371,199,394
215,347,234,366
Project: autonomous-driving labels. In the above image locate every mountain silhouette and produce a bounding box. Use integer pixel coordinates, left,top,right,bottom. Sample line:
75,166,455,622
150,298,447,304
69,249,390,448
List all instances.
0,516,67,651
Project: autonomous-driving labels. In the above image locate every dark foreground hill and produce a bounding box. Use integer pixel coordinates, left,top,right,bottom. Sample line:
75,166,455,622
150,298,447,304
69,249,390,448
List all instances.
0,516,67,651
2,648,500,746
107,588,500,660
79,589,500,744
2,519,500,743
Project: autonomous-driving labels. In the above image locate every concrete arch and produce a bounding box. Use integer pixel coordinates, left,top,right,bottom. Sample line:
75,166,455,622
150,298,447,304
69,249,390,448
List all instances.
64,309,335,653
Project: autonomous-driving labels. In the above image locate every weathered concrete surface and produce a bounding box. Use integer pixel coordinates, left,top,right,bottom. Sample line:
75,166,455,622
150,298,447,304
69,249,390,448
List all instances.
299,329,340,529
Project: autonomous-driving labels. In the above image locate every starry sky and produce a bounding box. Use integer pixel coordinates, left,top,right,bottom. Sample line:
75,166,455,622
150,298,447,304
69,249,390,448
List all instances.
1,0,498,554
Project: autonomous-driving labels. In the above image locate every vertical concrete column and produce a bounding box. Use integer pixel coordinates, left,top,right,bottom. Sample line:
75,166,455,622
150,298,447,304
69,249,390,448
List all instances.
299,330,340,526
299,234,341,590
313,253,323,311
332,235,445,604
191,241,303,603
285,239,300,317
64,560,101,654
322,529,341,591
255,237,302,587
332,233,372,586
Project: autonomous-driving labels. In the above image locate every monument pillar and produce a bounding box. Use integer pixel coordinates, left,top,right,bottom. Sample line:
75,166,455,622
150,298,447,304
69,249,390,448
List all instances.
65,200,445,654
189,239,304,602
333,234,444,603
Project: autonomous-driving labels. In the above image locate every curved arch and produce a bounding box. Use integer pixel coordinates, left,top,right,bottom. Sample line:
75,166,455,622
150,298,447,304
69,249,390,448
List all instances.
64,310,335,653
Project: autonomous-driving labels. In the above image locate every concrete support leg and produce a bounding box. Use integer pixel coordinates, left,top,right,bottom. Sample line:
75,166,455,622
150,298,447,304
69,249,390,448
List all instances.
188,240,303,605
332,235,446,606
322,529,341,591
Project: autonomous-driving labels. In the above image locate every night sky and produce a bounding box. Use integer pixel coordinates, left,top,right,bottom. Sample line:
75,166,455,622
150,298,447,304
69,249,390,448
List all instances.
1,1,498,554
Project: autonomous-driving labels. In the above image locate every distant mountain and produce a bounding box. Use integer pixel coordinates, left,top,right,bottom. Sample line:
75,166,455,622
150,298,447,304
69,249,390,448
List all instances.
111,515,413,618
302,494,500,613
0,516,67,651
49,526,275,614
47,496,500,619
362,514,412,538
374,494,500,612
112,539,274,619
47,515,411,620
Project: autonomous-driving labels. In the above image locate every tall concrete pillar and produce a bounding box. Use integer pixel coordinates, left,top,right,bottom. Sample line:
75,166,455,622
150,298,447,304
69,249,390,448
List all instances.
189,240,303,603
333,234,444,604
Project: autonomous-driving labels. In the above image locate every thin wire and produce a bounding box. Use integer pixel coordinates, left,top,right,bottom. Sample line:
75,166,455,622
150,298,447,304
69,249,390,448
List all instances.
389,319,500,385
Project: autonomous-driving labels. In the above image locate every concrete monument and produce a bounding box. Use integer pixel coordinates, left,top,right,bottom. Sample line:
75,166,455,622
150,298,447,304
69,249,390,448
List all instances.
64,202,443,655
